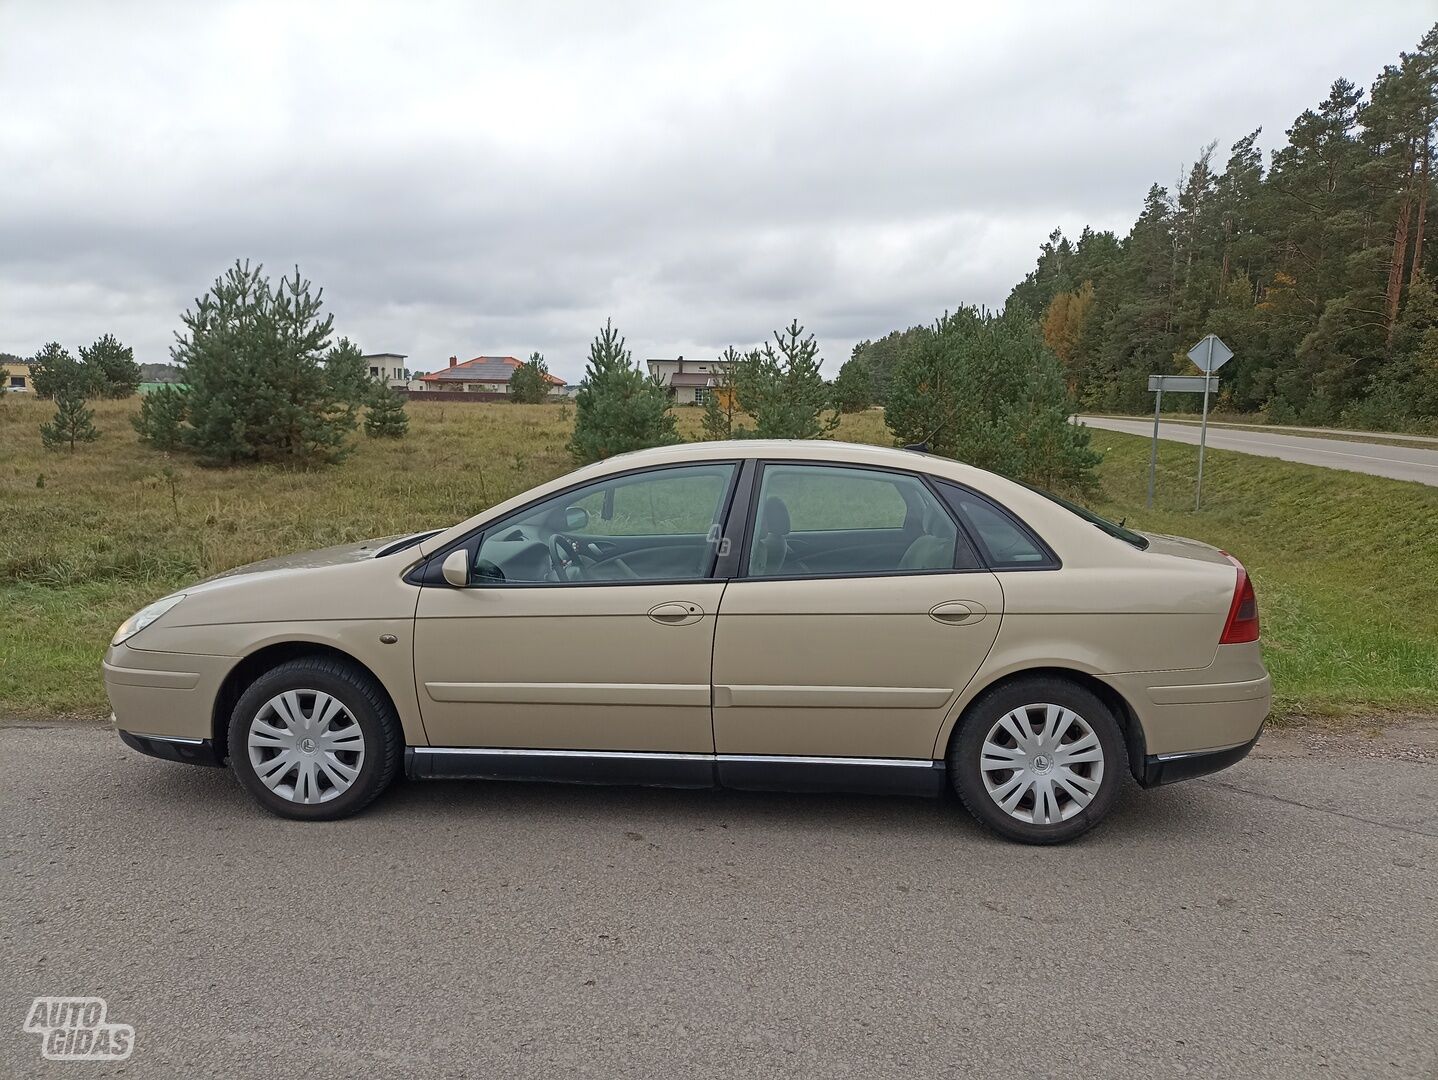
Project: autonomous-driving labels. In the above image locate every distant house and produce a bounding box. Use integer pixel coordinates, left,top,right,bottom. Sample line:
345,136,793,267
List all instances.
420,355,566,395
647,356,734,405
2,357,33,393
362,352,412,389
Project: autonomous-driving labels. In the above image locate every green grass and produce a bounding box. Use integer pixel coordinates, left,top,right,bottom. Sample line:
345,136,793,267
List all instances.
1,397,1433,723
1081,429,1438,720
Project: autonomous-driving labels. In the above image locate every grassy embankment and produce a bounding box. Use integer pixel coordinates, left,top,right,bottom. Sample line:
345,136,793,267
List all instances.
1,397,1434,722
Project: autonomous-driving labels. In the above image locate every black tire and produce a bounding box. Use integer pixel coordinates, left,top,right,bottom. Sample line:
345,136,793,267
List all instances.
227,656,401,821
949,677,1127,845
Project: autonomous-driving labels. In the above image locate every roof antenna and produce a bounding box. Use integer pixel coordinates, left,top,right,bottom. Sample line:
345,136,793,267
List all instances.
903,442,929,454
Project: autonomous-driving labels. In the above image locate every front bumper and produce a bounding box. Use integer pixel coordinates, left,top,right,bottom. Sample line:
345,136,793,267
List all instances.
117,728,226,767
103,641,232,742
1137,724,1263,788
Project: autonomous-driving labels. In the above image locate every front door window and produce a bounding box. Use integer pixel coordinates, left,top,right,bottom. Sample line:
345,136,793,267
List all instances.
474,463,737,583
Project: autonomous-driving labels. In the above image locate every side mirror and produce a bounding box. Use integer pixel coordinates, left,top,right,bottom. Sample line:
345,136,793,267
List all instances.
563,506,590,531
441,549,471,588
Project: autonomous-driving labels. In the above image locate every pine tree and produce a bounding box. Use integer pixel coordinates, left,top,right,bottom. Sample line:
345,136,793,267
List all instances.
174,260,357,466
509,352,551,403
732,320,839,439
700,346,742,438
831,354,873,413
80,334,141,398
886,308,1099,489
364,383,409,438
40,381,99,452
133,384,188,449
567,319,680,463
29,342,84,400
324,336,372,408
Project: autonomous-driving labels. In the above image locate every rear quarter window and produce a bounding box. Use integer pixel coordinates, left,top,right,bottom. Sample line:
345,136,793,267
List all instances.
935,482,1058,570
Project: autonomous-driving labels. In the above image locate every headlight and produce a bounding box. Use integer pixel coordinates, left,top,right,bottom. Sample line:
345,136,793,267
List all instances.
111,594,186,646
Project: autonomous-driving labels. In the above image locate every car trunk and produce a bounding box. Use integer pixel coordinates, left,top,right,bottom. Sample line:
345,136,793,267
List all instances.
1136,531,1233,566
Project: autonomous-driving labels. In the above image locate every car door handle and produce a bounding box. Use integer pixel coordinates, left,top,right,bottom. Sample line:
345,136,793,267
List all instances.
648,602,704,626
930,601,986,625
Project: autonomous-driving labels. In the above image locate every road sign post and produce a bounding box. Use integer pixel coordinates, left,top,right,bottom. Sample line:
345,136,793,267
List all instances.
1149,385,1162,508
1146,373,1221,509
1185,334,1233,510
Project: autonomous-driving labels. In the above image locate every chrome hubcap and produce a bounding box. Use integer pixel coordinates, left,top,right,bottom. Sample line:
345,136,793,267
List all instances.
980,703,1105,825
246,690,365,805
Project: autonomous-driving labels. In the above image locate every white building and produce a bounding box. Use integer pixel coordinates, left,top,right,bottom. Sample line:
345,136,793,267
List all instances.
646,356,734,405
362,353,411,389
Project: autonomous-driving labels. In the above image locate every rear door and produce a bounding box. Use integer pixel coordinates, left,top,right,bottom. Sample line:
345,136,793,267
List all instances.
711,461,1004,765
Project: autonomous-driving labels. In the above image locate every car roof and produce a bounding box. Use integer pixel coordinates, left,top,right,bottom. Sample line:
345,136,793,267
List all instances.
575,439,988,484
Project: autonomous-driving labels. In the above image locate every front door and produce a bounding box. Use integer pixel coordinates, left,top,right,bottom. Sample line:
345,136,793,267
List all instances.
712,462,1004,764
413,462,738,754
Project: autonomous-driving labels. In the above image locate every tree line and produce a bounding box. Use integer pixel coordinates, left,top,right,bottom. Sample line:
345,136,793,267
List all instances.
14,257,1098,490
567,317,840,462
568,312,1096,489
849,24,1438,433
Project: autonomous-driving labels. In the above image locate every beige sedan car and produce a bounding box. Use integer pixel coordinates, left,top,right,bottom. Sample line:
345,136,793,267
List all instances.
104,440,1269,843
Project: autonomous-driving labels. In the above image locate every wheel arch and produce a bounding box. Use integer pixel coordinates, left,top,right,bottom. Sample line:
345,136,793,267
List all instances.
936,666,1147,783
212,642,406,758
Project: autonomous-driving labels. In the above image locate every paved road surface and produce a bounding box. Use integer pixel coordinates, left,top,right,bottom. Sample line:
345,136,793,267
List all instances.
1079,415,1438,486
4,721,1436,1079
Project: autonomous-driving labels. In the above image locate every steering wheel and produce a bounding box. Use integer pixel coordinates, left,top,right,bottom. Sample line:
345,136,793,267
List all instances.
548,533,586,580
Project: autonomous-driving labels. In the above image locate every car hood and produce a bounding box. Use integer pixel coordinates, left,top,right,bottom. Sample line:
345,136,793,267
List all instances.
190,532,435,591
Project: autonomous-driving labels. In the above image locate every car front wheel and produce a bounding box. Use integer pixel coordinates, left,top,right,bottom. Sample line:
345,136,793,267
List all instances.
228,657,401,821
949,677,1126,844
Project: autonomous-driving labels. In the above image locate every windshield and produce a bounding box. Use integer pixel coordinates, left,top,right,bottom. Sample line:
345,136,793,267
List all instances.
1015,481,1149,550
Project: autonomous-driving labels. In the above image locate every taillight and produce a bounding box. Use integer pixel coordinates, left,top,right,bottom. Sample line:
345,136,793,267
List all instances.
1219,553,1260,644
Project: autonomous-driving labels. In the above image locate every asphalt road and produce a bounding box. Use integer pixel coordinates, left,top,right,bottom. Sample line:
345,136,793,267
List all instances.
1079,415,1438,486
3,720,1436,1079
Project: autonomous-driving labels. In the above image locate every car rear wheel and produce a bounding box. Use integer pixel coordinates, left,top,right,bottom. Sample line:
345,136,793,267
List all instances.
949,677,1126,844
228,657,401,821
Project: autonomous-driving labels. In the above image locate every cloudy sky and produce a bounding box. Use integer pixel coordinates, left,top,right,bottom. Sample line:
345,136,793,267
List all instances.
2,2,1432,381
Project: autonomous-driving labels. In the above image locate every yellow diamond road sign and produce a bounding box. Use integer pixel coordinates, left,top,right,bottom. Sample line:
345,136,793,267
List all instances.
1187,334,1233,374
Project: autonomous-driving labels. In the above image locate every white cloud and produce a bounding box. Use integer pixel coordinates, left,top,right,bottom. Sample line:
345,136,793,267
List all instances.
0,0,1431,377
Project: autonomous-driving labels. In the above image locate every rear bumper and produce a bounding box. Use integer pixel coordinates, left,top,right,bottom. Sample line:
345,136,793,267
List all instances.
1138,725,1263,788
1102,642,1271,758
117,728,226,767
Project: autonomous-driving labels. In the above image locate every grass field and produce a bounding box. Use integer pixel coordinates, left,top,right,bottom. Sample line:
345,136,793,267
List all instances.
1,396,1434,722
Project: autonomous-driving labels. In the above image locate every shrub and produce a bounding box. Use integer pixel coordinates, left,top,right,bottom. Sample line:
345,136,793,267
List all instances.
29,342,84,400
364,383,410,438
568,319,679,463
40,384,99,452
81,334,141,399
509,352,552,404
133,385,189,449
886,307,1100,490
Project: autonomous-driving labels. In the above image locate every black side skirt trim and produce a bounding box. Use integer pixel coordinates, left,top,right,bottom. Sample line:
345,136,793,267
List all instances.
717,757,946,798
407,749,716,788
405,749,949,797
1139,725,1264,788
